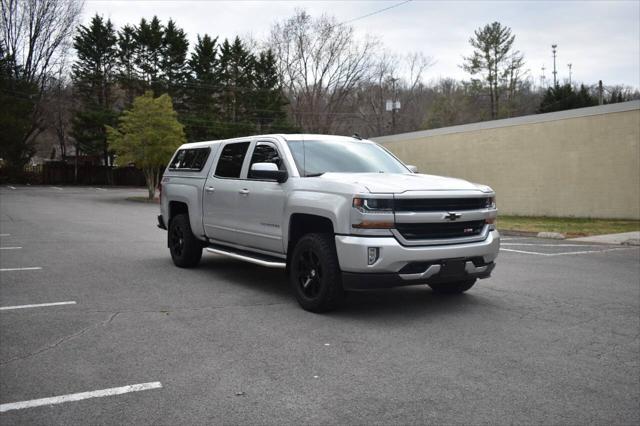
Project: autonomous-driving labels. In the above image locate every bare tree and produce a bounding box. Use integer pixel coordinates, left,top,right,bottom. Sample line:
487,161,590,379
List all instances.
0,0,83,168
42,71,75,159
269,10,379,133
349,52,433,137
1,0,83,89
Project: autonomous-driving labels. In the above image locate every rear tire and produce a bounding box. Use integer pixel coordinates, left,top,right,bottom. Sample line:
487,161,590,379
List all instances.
428,278,476,294
168,214,202,268
289,233,344,313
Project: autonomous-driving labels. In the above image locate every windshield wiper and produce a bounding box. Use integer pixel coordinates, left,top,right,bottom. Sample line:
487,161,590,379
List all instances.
305,172,325,177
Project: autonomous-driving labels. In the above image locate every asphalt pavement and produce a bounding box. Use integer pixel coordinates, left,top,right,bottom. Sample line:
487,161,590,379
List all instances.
1,186,638,425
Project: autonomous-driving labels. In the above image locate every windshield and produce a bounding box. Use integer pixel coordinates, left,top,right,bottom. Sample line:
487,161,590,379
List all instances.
287,139,409,176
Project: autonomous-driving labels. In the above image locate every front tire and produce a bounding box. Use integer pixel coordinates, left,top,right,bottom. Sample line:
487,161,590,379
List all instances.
168,214,202,268
289,233,344,313
428,278,477,294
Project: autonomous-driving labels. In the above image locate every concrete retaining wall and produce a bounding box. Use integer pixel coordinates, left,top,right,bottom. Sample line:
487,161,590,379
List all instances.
373,101,640,219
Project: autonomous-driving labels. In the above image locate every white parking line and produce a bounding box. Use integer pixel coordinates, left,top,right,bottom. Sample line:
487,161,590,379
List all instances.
502,243,602,247
500,247,635,257
0,234,10,237
7,186,16,190
94,187,106,191
0,381,163,413
0,301,76,311
501,248,551,256
0,246,22,250
51,186,63,190
0,267,42,272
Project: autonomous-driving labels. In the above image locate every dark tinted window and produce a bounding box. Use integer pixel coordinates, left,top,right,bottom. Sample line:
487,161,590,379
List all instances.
214,142,250,178
248,142,285,178
169,148,210,171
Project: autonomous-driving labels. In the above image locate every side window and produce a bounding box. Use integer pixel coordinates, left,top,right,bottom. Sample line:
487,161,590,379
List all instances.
248,142,284,179
214,142,250,178
169,147,210,171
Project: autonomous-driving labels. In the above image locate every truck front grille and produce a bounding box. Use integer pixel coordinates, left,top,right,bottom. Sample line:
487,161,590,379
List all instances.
396,220,486,240
394,197,490,212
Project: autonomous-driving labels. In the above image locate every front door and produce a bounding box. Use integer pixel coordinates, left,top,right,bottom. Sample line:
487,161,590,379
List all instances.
232,140,289,253
202,140,251,244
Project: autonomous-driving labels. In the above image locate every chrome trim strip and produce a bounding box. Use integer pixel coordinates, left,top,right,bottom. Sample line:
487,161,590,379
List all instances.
206,238,286,259
205,224,282,240
399,264,441,281
206,248,286,269
395,209,496,223
391,225,491,246
392,190,494,198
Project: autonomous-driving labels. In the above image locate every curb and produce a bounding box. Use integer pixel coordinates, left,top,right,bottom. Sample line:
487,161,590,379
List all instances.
536,232,566,240
497,230,538,237
622,239,640,246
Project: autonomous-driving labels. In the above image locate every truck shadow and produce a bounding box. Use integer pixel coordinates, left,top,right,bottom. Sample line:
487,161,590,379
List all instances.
199,256,487,318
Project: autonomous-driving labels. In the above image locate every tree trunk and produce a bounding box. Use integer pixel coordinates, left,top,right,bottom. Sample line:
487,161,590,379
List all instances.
74,144,79,184
144,167,157,200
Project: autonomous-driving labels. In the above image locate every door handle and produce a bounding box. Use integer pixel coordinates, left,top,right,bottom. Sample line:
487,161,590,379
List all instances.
205,186,215,193
239,188,250,196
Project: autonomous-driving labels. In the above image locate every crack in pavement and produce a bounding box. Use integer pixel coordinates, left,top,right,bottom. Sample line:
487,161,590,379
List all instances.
0,302,286,366
0,312,120,366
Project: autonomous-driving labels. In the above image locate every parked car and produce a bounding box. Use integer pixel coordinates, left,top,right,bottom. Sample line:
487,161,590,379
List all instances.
158,134,500,312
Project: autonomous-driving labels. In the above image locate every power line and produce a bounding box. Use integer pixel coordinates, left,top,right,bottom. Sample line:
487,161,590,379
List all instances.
339,0,413,26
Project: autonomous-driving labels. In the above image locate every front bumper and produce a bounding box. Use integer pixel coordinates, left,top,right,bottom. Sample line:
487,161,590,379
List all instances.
335,229,500,290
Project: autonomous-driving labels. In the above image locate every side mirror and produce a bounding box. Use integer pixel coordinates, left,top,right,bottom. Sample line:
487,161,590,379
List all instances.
407,165,418,173
250,162,288,183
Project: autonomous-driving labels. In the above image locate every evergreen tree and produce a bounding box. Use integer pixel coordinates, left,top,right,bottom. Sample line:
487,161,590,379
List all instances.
462,22,524,119
161,19,189,101
134,16,164,94
71,14,118,166
0,50,38,174
186,34,221,141
538,84,597,113
217,37,255,137
117,24,139,104
252,49,292,132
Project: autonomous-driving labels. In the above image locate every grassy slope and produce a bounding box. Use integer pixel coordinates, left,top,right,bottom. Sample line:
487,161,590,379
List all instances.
497,216,640,237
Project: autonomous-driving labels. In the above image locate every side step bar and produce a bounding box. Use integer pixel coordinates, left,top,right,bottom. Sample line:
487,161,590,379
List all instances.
206,245,286,269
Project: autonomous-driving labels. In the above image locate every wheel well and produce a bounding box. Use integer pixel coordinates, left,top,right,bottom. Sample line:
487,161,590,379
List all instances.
288,214,334,254
169,201,189,223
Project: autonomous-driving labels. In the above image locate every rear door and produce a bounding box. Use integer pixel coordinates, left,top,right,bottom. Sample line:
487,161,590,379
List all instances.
232,140,289,253
202,140,251,243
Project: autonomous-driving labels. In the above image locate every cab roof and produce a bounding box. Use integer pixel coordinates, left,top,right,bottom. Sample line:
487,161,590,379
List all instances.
177,134,371,150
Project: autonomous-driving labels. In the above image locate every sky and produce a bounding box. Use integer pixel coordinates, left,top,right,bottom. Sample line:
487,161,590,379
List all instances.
83,0,640,88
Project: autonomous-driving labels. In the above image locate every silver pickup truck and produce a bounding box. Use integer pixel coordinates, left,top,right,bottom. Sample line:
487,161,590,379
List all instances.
158,134,500,312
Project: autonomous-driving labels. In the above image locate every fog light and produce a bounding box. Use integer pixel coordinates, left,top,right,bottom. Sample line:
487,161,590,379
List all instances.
367,247,380,265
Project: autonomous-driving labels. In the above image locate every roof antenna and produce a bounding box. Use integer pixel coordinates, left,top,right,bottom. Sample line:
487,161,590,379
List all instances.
352,133,362,140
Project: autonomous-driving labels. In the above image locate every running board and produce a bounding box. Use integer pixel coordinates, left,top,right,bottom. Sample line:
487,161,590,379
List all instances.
206,245,286,269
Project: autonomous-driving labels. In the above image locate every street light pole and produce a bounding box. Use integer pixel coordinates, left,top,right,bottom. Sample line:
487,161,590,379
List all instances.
552,44,558,87
568,63,572,85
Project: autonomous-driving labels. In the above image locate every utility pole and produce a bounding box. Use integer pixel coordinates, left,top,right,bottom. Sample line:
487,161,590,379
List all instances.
598,80,604,105
541,65,546,88
386,77,401,134
567,63,572,85
552,44,558,87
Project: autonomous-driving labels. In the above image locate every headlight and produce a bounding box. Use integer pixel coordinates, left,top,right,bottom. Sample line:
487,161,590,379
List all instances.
352,197,394,212
352,196,394,229
485,197,496,209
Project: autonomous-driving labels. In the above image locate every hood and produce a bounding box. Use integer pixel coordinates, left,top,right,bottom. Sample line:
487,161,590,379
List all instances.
319,172,490,194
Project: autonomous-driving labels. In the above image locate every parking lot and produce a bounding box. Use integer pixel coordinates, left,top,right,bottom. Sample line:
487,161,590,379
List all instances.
1,185,638,425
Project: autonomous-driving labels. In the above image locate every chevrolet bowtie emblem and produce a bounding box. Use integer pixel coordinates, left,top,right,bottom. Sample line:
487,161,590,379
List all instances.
444,212,462,221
